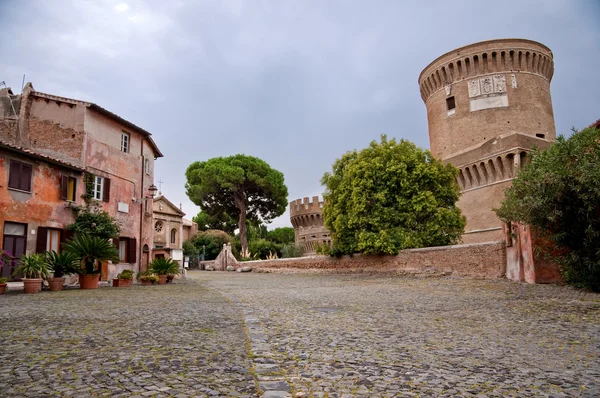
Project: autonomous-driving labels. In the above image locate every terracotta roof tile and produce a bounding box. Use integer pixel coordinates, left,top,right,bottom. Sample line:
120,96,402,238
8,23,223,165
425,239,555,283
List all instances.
0,139,85,172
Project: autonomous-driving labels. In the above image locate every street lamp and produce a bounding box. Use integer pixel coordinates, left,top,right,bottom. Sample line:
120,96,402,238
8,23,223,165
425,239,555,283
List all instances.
148,184,158,198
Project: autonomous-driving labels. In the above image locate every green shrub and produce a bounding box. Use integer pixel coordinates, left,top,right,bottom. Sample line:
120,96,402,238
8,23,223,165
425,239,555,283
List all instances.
117,269,134,280
281,243,303,258
149,257,180,275
45,251,80,278
15,254,51,279
182,240,199,256
321,135,465,255
248,238,282,259
496,126,600,291
192,230,233,260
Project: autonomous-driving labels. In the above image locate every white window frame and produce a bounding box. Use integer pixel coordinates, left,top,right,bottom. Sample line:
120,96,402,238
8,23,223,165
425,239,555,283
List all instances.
93,176,104,200
121,132,130,153
144,158,150,175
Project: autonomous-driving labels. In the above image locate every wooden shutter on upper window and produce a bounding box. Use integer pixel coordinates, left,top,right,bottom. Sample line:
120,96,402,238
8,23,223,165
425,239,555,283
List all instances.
128,238,137,264
60,175,68,200
8,161,20,189
21,163,32,191
36,227,48,253
103,178,111,202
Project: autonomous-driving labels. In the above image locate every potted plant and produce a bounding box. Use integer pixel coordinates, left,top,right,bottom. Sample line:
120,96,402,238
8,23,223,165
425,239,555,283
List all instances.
45,251,80,291
0,277,7,295
113,269,134,287
15,253,52,294
137,271,159,286
63,234,120,289
149,257,180,285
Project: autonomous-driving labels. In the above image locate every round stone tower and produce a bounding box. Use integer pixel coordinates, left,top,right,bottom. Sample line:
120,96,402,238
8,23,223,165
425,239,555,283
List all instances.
289,196,332,255
419,39,557,243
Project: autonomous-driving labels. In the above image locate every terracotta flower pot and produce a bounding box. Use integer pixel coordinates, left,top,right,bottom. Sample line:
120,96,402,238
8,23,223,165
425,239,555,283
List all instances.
23,278,43,294
49,277,65,292
141,280,153,286
158,275,167,285
114,279,132,287
79,274,100,289
0,283,7,295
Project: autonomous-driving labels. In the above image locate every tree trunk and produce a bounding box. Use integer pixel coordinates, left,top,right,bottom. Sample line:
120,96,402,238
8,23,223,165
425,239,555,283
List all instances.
234,192,248,258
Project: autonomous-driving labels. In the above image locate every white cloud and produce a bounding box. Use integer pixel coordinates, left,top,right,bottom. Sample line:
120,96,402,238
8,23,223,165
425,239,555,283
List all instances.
114,3,129,12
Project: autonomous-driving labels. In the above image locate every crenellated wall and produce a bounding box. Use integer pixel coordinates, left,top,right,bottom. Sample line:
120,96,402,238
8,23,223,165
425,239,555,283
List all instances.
289,196,332,255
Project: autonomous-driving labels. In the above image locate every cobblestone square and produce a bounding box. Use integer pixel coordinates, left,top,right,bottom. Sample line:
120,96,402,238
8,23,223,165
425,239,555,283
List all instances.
1,272,599,397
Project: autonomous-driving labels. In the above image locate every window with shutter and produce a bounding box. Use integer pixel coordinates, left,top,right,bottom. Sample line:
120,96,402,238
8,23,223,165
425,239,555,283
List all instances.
93,176,104,200
60,175,69,200
8,160,33,192
103,178,111,202
128,238,137,264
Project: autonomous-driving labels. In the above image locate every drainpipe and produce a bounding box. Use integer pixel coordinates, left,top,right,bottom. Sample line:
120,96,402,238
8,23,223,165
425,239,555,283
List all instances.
139,138,146,273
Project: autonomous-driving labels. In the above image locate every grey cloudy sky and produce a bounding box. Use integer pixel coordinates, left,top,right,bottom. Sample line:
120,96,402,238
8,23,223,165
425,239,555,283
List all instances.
2,0,599,229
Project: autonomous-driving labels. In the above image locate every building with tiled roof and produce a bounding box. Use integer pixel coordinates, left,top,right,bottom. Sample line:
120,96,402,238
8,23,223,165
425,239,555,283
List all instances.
0,83,163,280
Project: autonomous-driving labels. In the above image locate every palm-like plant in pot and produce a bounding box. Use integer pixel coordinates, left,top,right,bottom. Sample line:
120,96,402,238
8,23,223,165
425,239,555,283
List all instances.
15,253,52,294
149,257,180,285
45,251,80,291
63,234,120,289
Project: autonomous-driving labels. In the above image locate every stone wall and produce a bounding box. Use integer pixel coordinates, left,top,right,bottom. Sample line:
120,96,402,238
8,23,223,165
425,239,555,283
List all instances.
246,241,506,278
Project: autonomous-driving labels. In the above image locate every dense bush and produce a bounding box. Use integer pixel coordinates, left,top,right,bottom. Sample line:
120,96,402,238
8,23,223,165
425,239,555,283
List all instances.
67,208,121,240
248,238,282,259
192,230,233,260
321,135,465,255
281,243,303,258
182,240,199,256
496,126,600,291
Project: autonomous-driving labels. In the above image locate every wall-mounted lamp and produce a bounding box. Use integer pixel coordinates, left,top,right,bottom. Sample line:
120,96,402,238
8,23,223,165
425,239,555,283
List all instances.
148,184,158,198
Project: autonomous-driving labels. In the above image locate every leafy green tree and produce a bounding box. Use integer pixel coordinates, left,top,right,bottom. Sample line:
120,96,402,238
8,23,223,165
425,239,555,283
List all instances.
496,127,600,291
182,240,199,256
185,155,288,257
321,135,465,255
67,208,121,240
248,238,282,259
267,227,295,245
192,230,233,260
192,211,238,234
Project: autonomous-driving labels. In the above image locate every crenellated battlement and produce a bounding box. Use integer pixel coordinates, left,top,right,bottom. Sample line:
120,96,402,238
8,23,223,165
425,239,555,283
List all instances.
289,196,325,218
418,38,554,103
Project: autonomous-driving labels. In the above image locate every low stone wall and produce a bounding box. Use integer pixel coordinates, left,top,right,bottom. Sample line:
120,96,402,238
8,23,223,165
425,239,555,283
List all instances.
245,241,507,278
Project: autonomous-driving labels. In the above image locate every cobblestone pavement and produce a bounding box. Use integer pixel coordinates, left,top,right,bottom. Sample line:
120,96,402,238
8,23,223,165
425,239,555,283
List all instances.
1,274,599,397
195,272,600,398
0,281,256,397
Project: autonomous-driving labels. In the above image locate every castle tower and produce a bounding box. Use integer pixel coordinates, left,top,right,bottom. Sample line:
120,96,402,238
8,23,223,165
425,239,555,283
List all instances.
419,39,556,243
289,196,332,255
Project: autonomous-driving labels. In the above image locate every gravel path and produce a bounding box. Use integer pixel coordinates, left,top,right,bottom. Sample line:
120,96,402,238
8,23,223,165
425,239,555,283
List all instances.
1,273,598,397
197,272,600,398
0,281,255,397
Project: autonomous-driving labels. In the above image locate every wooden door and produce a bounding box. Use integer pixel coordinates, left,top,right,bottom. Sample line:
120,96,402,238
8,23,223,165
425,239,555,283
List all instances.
2,223,27,279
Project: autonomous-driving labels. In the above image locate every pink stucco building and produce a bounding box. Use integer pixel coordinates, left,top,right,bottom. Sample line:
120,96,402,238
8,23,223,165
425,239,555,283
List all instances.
0,83,163,279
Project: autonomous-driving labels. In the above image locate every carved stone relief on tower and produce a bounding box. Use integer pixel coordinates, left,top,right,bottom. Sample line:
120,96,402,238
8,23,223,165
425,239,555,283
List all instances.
481,77,493,95
493,75,507,93
468,79,481,98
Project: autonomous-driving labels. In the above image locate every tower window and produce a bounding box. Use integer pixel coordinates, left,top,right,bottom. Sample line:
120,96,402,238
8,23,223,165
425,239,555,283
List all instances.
536,133,545,139
446,96,456,116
